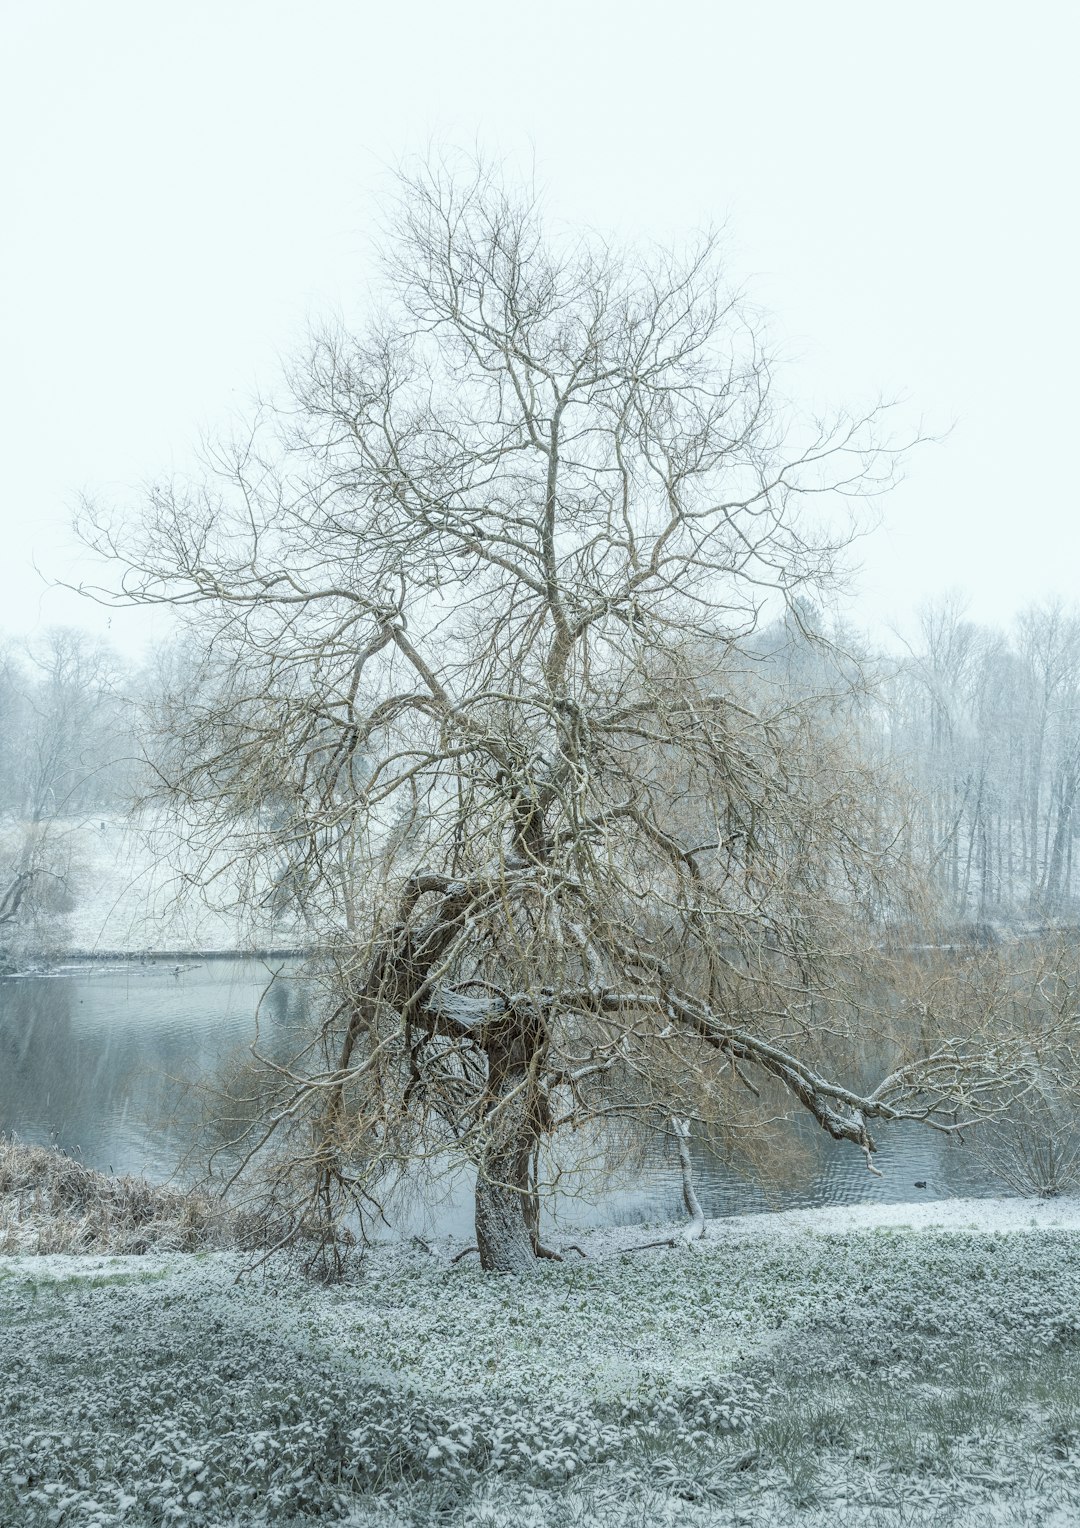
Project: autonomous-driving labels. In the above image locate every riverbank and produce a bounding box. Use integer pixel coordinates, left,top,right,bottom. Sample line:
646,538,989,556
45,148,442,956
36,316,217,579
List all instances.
2,948,308,973
0,1137,241,1256
2,1198,1079,1527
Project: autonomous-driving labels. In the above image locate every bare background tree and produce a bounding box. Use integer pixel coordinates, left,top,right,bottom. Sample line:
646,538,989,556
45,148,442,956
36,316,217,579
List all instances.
884,597,1080,922
76,157,1031,1270
0,629,133,963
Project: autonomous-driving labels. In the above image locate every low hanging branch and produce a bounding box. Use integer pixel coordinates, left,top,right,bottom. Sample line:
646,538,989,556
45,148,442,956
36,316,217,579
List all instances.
672,1118,706,1245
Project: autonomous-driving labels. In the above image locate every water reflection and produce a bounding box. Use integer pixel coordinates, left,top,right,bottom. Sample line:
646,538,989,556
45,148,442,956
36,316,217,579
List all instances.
578,1115,1003,1233
0,960,305,1180
0,961,1005,1233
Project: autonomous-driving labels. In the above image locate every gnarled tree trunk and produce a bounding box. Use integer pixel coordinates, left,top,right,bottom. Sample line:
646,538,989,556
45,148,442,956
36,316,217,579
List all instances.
474,1009,546,1272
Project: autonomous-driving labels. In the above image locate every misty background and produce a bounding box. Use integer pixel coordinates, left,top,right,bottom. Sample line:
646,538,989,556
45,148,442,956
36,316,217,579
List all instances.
2,1,1077,658
2,2,1079,1208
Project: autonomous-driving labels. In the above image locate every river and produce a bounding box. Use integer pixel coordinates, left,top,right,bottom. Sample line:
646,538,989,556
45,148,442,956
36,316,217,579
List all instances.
0,958,1007,1238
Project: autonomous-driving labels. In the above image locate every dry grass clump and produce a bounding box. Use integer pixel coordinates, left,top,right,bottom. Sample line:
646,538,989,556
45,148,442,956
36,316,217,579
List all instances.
0,1134,237,1255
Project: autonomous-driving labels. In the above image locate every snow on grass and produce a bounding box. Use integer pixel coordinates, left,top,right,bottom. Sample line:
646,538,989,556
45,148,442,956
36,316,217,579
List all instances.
2,1198,1079,1525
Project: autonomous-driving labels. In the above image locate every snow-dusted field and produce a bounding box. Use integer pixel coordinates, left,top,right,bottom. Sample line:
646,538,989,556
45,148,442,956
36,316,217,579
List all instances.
5,814,299,956
2,1198,1079,1526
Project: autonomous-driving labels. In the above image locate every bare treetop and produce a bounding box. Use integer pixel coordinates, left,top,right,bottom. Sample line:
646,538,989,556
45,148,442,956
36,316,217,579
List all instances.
75,158,1019,1273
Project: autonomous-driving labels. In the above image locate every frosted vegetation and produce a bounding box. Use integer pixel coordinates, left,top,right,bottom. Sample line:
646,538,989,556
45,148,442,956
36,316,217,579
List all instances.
3,1202,1079,1527
0,1139,242,1258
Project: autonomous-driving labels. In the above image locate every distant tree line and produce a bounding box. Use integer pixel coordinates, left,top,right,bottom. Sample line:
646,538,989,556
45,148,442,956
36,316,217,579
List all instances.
882,596,1080,923
7,597,1080,944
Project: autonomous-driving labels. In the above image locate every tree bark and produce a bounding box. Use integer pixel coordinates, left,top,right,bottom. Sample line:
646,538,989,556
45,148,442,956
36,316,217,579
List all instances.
474,1139,537,1273
672,1117,705,1245
474,1013,545,1272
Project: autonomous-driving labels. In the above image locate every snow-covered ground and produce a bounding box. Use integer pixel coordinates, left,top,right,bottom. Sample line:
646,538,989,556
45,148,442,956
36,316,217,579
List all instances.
2,1198,1079,1526
3,814,300,955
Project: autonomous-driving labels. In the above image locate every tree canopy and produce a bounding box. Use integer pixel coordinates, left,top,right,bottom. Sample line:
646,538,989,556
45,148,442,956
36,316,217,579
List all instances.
77,157,1024,1270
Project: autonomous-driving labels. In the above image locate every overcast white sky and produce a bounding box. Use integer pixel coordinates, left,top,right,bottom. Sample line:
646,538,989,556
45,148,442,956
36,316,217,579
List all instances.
2,1,1077,659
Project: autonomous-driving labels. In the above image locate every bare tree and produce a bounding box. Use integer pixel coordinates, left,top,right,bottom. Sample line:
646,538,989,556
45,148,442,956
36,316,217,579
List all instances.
0,629,132,959
76,156,1025,1270
885,598,1080,922
0,651,31,950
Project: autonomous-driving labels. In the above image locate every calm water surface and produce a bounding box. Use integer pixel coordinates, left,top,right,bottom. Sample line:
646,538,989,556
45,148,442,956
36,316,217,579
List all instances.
0,960,304,1177
0,960,1005,1237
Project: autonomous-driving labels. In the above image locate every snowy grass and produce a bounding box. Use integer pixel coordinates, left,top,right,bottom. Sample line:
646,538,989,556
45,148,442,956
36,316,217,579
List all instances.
2,1199,1079,1525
